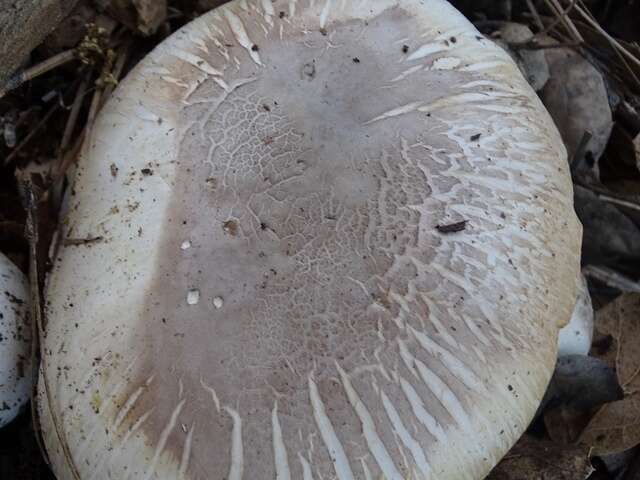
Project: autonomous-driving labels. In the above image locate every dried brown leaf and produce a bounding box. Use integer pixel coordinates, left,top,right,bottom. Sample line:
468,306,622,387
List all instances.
580,395,640,455
545,406,594,444
542,40,613,181
131,0,166,35
98,0,166,35
487,435,593,479
596,294,640,389
581,294,640,454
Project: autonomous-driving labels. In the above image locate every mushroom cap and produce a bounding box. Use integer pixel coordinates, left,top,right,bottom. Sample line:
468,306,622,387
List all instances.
39,1,582,479
0,252,31,428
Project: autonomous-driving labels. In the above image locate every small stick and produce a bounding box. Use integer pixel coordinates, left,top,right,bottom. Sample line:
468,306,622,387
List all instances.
59,79,89,155
538,0,578,39
596,194,640,212
63,236,104,246
544,0,584,43
573,2,640,70
573,0,640,88
85,86,103,132
436,220,468,234
20,180,51,468
576,180,640,212
583,265,640,293
0,49,77,99
526,0,545,31
509,0,580,48
54,130,85,183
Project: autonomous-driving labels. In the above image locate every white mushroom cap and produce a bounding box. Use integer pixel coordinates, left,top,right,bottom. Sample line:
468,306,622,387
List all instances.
39,1,582,479
0,252,31,428
557,274,594,357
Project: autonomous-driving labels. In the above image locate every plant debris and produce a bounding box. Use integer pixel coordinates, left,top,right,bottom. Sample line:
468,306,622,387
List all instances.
436,220,468,233
580,294,640,456
487,435,594,479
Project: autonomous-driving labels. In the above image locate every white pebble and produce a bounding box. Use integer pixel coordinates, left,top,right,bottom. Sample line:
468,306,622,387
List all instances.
180,240,191,250
213,297,224,309
187,289,200,305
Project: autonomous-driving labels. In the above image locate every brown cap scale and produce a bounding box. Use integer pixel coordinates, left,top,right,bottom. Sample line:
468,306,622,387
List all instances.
39,1,582,479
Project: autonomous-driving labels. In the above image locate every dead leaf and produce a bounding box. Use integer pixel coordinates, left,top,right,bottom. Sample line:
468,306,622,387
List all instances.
580,395,640,455
542,39,613,182
545,405,594,445
131,0,166,36
590,328,618,371
595,294,640,389
44,4,98,51
487,435,593,479
97,0,166,35
575,186,640,270
581,294,640,454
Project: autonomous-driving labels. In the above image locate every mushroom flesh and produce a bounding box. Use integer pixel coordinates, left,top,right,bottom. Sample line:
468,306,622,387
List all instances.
0,252,31,428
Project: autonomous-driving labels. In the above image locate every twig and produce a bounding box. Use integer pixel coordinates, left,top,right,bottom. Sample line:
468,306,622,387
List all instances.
3,103,59,167
544,0,584,43
595,193,640,213
59,79,89,155
571,0,640,89
0,50,77,99
85,86,103,132
525,0,545,31
19,181,50,471
54,130,85,183
63,236,104,246
583,265,640,293
510,0,580,48
576,180,640,212
572,2,640,71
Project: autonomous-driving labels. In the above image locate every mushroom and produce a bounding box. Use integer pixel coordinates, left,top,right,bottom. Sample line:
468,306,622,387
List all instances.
0,252,31,428
38,0,582,479
557,274,594,357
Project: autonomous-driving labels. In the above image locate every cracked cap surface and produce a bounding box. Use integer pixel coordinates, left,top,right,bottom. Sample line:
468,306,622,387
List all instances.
39,1,581,479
